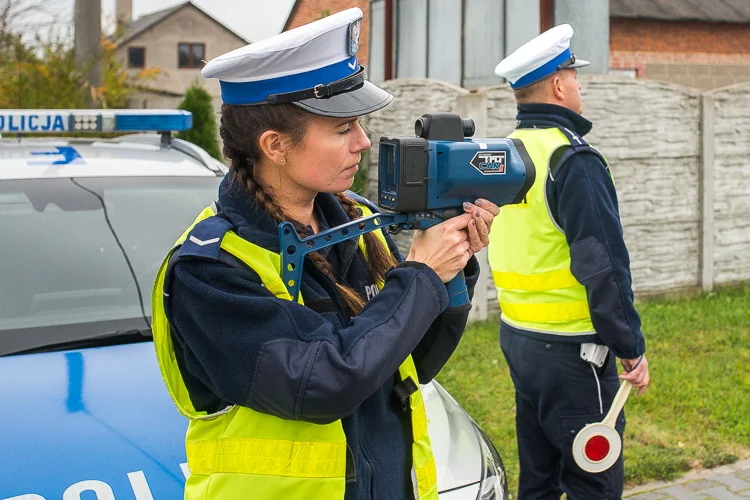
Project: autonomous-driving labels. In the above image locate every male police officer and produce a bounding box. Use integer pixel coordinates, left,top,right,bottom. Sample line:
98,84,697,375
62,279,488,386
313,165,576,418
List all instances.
488,24,650,499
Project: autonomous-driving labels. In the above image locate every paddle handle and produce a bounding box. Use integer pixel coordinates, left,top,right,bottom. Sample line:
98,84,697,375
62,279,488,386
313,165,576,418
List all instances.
603,380,632,428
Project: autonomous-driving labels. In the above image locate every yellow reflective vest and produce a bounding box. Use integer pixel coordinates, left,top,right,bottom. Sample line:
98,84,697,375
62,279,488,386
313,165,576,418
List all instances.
152,203,438,500
488,127,609,335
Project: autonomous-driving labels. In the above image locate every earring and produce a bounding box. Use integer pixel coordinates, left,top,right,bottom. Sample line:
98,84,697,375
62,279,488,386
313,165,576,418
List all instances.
280,158,285,164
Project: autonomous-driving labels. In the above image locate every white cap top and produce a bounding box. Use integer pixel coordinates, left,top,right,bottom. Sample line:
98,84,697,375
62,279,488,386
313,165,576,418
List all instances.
201,7,392,117
202,8,362,85
494,24,590,89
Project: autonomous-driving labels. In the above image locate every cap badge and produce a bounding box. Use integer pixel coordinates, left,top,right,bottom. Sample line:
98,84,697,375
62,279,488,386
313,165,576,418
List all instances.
348,19,361,56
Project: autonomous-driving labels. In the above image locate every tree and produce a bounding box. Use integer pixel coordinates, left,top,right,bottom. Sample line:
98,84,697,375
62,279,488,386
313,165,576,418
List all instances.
176,82,221,159
0,0,159,110
0,32,158,109
1,0,60,53
350,149,369,195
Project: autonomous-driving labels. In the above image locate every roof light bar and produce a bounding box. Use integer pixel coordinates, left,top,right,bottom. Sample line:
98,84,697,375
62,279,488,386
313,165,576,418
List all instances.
0,110,193,134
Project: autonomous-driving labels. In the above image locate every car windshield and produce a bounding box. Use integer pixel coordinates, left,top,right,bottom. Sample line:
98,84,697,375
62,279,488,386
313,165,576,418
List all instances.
0,176,221,355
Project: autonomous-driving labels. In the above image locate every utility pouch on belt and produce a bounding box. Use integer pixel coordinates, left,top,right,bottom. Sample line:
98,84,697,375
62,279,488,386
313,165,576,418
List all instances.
580,343,609,368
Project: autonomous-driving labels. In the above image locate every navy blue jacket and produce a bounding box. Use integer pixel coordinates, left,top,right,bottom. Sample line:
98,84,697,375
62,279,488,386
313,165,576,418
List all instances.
165,174,479,500
509,103,646,360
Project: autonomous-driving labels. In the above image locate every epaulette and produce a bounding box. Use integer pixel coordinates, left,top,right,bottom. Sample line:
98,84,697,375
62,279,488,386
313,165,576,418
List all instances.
163,215,239,298
557,126,590,149
178,216,234,261
549,127,608,180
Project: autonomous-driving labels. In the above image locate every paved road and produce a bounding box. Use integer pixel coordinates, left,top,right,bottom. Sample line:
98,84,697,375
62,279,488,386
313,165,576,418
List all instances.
624,459,750,499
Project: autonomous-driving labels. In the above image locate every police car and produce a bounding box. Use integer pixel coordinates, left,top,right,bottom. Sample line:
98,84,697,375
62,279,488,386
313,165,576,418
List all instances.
0,110,506,500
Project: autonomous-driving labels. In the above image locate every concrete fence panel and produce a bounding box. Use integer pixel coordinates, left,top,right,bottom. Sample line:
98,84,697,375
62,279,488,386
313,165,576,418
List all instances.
709,82,750,285
356,74,746,320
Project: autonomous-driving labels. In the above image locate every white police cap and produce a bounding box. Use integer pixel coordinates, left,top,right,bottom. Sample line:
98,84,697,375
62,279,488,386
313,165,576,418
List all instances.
202,8,392,117
494,24,590,89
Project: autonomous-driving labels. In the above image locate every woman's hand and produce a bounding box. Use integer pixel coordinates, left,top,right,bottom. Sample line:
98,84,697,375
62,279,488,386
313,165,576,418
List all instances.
407,213,474,283
462,198,501,254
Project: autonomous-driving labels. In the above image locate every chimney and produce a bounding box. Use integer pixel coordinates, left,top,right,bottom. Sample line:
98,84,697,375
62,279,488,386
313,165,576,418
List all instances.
74,0,103,97
116,0,133,25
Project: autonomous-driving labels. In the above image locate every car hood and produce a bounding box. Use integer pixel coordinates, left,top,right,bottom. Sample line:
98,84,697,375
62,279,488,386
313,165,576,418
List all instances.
423,381,483,494
0,342,482,499
0,342,188,499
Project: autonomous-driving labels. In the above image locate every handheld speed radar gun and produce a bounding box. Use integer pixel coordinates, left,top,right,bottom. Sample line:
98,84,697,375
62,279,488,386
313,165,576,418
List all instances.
280,113,536,307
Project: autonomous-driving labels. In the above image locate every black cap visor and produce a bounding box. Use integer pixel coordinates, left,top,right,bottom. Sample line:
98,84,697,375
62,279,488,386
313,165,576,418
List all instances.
292,81,393,117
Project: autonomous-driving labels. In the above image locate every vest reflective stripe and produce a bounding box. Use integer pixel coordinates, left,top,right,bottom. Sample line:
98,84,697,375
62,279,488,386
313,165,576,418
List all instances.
488,127,598,335
186,438,347,477
152,202,437,500
498,300,591,323
492,269,581,292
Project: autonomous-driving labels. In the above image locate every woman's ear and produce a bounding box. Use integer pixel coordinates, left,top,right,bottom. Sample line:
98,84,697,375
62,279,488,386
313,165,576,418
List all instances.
258,130,288,165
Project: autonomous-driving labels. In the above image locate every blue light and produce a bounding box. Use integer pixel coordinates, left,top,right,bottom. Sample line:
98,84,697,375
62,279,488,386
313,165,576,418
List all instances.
114,111,192,132
0,110,193,134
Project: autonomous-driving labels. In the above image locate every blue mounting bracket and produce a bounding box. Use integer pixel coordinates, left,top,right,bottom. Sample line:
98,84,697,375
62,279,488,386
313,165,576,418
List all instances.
279,211,470,309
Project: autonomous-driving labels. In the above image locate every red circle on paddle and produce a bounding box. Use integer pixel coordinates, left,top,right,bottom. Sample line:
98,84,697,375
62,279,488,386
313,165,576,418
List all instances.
584,435,611,462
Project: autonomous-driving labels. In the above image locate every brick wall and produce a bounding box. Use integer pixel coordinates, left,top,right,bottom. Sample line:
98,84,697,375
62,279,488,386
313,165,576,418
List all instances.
611,18,750,54
610,18,750,89
285,0,371,68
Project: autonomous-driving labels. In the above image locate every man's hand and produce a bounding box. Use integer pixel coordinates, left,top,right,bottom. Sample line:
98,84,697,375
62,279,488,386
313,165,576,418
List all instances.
619,354,650,396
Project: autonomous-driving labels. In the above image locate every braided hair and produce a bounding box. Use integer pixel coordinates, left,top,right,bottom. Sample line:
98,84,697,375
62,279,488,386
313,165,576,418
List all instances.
219,103,397,316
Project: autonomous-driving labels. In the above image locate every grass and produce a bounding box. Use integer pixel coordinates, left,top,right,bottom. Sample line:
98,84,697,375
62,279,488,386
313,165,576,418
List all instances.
436,285,750,496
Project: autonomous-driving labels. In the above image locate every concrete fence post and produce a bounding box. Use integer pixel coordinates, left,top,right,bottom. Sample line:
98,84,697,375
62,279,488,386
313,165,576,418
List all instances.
456,92,490,322
700,93,715,292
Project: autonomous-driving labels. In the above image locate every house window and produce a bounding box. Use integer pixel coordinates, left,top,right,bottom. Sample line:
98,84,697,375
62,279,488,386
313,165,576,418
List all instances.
128,47,145,68
178,43,205,69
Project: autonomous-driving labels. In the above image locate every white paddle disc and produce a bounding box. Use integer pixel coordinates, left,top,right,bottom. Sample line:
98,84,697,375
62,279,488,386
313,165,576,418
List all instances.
571,380,632,473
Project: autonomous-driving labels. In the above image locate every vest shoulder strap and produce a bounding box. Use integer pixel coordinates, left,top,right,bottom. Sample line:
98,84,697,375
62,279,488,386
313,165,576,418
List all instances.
345,190,380,215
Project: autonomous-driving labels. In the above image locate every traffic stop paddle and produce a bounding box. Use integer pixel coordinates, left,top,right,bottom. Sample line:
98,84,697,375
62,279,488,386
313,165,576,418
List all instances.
572,380,632,473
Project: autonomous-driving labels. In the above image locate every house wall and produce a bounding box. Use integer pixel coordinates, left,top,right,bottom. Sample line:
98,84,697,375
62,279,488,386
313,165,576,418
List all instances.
116,5,246,100
285,2,750,90
610,18,750,90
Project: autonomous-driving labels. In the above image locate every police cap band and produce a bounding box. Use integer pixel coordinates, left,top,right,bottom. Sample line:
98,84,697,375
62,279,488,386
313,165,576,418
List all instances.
202,8,392,117
494,24,590,89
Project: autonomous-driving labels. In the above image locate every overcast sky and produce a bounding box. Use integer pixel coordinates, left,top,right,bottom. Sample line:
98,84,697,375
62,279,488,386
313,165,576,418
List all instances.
32,0,297,42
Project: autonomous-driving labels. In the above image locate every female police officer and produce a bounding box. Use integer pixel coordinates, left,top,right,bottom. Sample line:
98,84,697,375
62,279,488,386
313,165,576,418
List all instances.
151,8,498,500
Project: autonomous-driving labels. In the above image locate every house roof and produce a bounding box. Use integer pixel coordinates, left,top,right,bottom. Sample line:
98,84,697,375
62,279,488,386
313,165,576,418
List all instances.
610,0,750,24
118,1,249,47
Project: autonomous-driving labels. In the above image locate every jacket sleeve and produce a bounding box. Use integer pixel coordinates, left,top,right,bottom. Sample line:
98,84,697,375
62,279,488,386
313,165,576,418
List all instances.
383,231,479,383
168,256,449,425
548,151,646,359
